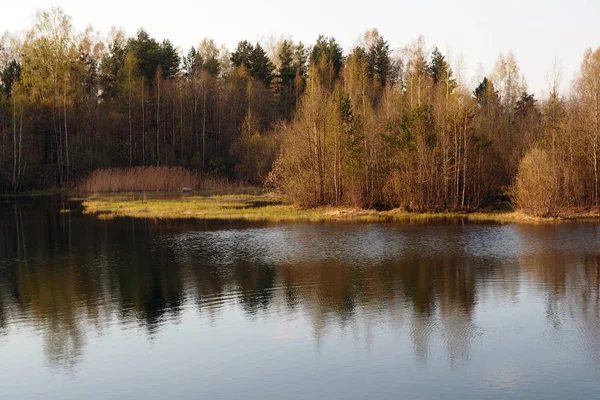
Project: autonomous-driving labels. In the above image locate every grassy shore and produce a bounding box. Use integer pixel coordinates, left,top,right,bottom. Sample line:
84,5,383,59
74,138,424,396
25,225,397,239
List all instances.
79,192,596,224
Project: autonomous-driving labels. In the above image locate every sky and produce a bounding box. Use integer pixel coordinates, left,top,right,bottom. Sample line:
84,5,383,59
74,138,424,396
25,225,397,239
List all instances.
2,0,599,98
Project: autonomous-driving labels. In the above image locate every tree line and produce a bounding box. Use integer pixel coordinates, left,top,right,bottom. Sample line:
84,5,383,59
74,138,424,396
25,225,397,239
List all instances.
1,8,600,215
0,7,305,190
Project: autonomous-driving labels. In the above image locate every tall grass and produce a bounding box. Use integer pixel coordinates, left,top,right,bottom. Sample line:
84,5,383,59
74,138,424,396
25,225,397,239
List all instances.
80,167,198,192
79,166,250,193
79,166,255,193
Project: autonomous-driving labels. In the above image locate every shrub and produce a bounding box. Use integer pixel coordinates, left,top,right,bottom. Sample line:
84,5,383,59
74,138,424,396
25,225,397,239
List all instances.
513,149,560,216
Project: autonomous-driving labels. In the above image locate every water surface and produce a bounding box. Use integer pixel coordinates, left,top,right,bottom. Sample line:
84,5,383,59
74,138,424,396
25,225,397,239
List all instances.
1,196,600,399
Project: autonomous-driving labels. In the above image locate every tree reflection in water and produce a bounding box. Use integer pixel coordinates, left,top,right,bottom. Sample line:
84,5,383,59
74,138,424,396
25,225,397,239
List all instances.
0,195,600,371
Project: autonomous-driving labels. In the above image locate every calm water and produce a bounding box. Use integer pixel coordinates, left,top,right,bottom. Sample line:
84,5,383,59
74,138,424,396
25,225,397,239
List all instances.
1,196,600,399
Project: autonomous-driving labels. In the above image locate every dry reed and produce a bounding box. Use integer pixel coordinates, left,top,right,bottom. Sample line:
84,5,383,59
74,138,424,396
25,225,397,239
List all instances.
79,166,245,193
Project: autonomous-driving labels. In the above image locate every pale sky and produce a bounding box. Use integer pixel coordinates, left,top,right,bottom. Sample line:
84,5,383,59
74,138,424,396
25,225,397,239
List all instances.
2,0,599,98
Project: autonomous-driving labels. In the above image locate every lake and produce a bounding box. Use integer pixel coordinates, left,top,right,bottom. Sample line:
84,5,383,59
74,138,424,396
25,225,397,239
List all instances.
1,195,600,399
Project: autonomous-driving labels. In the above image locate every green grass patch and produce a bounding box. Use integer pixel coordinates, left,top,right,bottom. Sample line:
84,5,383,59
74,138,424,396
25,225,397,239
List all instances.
79,193,582,224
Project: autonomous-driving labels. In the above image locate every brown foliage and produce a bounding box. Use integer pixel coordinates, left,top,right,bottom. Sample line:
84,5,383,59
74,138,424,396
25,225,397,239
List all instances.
79,166,250,193
513,149,561,216
79,166,199,192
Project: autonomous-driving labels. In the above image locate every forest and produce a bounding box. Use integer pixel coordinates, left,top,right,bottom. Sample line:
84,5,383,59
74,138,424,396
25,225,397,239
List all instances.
1,7,600,216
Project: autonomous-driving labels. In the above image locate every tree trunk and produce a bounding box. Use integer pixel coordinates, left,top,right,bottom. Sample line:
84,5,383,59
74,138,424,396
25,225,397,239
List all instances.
314,120,324,205
12,100,17,191
142,82,146,163
594,90,599,207
53,99,63,186
180,88,184,162
454,118,459,207
202,85,206,170
18,105,23,189
461,113,468,208
156,76,160,167
129,67,133,165
64,85,70,184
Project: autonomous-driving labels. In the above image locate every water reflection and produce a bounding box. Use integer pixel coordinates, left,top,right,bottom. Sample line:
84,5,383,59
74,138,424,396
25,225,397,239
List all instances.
1,196,600,376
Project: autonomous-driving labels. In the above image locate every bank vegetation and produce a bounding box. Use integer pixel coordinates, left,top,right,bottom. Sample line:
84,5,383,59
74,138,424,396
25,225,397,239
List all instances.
2,8,600,217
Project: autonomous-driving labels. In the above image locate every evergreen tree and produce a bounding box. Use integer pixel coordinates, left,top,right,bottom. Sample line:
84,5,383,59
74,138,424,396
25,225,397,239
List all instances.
0,60,21,96
310,35,343,82
158,39,180,79
126,29,161,83
367,36,391,86
231,41,254,70
278,41,295,86
293,42,308,80
249,43,274,85
428,47,456,91
183,46,198,78
100,31,126,100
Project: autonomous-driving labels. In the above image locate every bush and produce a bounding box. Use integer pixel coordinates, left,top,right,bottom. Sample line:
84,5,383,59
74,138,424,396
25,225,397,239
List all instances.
513,149,560,216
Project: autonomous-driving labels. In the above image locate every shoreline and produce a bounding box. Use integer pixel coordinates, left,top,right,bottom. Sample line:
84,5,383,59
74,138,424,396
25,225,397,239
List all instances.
79,193,600,224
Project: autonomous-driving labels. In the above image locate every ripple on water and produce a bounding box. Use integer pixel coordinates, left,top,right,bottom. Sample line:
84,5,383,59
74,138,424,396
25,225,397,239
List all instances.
2,199,600,398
